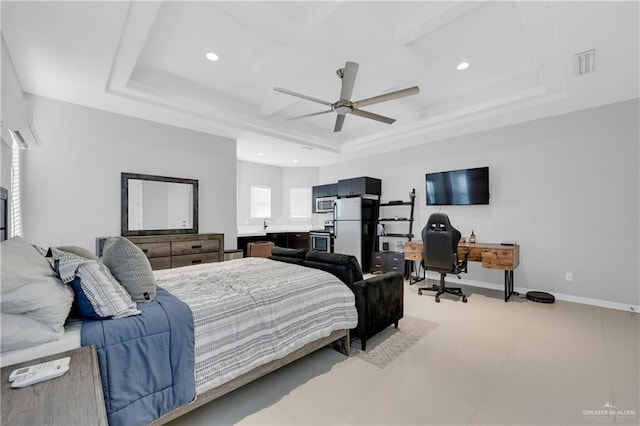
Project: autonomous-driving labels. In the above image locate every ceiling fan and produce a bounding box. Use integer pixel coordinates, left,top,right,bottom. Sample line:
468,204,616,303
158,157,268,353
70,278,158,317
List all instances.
274,61,419,132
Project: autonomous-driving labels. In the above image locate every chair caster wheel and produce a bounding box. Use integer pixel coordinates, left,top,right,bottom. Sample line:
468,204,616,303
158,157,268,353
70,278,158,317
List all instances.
462,296,468,303
435,297,440,303
418,290,423,295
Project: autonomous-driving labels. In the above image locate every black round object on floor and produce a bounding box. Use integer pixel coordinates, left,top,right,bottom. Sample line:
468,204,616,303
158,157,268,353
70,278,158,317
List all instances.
526,291,555,303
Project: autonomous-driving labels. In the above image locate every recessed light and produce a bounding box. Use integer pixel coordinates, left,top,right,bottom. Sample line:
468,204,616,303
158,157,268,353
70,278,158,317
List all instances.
257,152,264,156
205,52,219,62
456,61,470,71
292,159,298,163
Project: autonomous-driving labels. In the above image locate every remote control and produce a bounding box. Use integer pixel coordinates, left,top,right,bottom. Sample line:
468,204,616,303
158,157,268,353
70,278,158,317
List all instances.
10,363,69,388
8,357,71,382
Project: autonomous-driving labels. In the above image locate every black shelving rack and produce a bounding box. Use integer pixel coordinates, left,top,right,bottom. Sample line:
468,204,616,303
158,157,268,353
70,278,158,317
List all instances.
377,188,416,239
372,189,416,277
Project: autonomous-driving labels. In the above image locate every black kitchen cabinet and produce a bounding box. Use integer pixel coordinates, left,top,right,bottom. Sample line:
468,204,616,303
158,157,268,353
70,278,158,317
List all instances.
338,177,381,197
315,183,338,197
237,232,310,256
286,232,310,250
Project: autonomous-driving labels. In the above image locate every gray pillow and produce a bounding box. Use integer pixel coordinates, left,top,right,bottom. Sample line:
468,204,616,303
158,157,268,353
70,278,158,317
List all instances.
102,237,156,302
57,245,98,260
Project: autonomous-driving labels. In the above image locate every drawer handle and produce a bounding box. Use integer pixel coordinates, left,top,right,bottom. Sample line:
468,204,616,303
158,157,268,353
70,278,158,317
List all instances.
191,259,202,264
191,245,202,249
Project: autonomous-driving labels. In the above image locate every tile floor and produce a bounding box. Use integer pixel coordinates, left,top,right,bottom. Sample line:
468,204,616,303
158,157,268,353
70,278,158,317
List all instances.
169,280,639,426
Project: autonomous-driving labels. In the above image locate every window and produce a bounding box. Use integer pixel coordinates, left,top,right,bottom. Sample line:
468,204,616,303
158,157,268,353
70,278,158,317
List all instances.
10,139,22,237
290,187,311,219
250,185,271,218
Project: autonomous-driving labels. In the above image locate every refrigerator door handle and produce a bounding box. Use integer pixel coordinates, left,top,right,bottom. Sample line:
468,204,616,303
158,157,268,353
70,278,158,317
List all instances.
333,201,338,238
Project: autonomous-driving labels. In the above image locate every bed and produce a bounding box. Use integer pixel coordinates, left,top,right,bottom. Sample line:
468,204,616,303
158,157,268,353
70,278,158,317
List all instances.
0,236,357,426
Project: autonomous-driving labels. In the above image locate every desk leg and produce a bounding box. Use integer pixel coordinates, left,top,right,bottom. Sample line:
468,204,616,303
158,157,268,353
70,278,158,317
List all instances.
504,270,514,302
409,261,425,285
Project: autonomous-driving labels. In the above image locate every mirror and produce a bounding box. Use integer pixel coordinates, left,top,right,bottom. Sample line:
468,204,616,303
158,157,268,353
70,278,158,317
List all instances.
121,173,198,236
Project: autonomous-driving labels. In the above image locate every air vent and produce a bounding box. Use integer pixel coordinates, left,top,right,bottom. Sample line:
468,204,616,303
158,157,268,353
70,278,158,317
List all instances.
575,49,595,75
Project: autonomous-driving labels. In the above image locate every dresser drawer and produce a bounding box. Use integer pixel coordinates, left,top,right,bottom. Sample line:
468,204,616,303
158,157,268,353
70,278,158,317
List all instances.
482,248,517,270
386,253,405,272
136,242,171,258
171,252,220,268
171,239,220,256
371,252,385,273
460,246,482,262
403,241,422,261
149,257,171,270
482,250,513,270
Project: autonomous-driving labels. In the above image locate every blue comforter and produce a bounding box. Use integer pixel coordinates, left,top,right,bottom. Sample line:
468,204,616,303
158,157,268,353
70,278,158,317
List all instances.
81,287,195,426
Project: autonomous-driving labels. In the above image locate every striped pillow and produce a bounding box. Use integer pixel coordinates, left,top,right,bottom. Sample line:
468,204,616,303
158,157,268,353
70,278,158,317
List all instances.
102,237,156,302
49,248,140,320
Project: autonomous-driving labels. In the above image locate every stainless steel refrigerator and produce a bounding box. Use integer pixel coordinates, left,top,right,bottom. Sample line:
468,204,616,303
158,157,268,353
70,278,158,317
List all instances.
333,197,378,272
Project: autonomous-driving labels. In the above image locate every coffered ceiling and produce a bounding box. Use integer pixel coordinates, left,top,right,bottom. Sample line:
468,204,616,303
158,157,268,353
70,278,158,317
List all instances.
2,1,638,166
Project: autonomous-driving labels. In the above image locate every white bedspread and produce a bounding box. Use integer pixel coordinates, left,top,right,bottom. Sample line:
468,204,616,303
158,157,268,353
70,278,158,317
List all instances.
154,257,357,395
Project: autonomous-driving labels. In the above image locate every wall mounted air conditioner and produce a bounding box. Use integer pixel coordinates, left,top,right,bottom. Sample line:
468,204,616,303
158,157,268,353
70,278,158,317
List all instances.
1,98,41,149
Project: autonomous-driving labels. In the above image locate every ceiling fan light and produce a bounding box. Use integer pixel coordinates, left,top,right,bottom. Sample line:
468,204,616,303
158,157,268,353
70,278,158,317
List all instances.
205,51,219,62
456,61,470,71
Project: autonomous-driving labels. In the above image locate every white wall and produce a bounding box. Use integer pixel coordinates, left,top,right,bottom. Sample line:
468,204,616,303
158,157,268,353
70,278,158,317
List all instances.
21,95,237,251
236,160,319,229
321,99,640,308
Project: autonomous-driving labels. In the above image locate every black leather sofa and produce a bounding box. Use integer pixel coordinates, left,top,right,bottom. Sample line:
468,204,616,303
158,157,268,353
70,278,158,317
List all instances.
269,247,404,350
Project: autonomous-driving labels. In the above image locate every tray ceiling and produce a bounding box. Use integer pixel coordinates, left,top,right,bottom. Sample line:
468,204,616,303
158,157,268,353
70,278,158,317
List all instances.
2,1,638,166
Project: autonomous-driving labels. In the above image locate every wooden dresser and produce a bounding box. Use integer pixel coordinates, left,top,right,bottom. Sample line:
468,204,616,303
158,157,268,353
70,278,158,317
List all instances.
97,233,224,270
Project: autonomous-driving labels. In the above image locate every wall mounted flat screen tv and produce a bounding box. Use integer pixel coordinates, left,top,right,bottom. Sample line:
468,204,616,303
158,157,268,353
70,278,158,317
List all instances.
425,166,490,205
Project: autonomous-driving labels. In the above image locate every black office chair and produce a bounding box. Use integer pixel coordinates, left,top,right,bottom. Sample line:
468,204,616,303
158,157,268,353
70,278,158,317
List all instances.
418,213,469,303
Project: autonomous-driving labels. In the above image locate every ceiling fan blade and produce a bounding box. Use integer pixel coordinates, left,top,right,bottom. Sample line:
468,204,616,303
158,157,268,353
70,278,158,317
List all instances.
351,108,396,125
274,87,333,107
339,61,359,101
352,86,420,108
286,110,333,120
334,115,346,132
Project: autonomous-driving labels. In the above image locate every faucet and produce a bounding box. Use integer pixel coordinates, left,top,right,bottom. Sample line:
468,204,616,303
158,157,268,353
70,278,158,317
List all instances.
263,220,268,230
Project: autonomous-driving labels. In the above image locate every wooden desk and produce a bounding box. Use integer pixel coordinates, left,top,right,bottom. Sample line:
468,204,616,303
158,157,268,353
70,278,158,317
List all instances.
1,346,107,426
403,241,520,302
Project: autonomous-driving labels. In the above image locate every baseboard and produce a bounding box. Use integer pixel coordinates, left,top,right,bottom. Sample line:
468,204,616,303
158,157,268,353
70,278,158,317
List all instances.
423,272,639,313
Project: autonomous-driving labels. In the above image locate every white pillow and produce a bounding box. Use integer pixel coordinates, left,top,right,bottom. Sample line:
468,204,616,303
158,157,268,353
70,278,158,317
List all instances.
0,313,64,352
0,237,73,350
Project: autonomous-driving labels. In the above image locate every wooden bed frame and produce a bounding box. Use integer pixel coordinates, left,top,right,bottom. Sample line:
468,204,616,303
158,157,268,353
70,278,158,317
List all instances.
152,329,351,425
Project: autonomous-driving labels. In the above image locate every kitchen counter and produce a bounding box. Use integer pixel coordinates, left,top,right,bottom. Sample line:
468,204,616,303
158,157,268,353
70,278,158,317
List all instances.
237,225,315,237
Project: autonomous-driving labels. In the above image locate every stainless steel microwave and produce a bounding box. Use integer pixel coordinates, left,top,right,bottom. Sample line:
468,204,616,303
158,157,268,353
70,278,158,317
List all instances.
315,197,336,213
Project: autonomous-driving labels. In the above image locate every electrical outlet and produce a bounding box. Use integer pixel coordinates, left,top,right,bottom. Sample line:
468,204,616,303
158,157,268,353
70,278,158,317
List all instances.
565,272,573,282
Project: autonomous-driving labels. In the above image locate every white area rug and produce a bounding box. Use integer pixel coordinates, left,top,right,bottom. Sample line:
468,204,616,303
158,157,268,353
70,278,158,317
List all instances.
350,315,438,369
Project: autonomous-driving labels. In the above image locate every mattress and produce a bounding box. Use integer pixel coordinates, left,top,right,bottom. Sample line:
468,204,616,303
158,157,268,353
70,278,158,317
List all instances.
155,257,358,395
0,318,82,368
